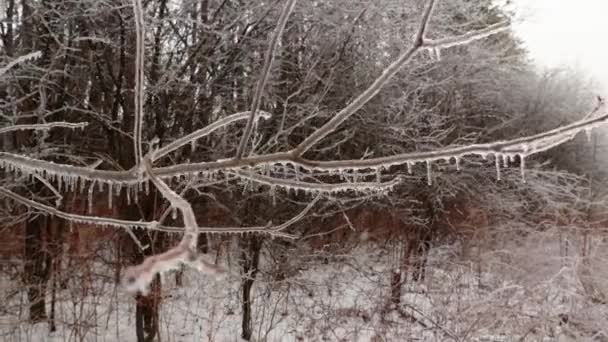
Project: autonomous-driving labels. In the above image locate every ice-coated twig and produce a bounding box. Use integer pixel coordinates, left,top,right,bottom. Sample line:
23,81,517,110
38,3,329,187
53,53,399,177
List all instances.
151,110,271,162
0,122,87,135
0,184,299,238
422,21,510,49
0,152,137,183
232,169,401,194
0,51,41,77
31,173,63,206
235,0,297,159
132,0,146,167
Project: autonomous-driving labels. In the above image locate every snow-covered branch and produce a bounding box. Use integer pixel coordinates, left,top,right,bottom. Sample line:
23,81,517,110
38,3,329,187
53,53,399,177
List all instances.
235,0,297,158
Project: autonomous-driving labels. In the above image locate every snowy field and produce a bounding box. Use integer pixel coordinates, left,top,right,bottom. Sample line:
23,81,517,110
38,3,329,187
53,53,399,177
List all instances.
2,228,607,342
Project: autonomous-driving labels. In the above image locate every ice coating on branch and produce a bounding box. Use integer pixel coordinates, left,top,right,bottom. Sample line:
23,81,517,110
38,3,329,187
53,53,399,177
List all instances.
0,51,41,77
233,169,401,195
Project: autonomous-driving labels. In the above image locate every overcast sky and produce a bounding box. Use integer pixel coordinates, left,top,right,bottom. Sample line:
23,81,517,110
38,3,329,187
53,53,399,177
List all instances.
509,0,608,92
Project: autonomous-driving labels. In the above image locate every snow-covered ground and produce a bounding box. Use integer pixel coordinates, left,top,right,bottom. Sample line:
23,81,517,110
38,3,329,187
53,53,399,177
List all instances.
2,229,607,341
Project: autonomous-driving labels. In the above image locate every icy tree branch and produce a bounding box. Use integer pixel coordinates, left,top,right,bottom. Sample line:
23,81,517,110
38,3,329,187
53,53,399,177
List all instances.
0,51,41,77
0,122,87,135
235,0,298,159
0,184,300,238
422,21,510,49
2,110,607,187
151,110,271,162
232,169,401,194
132,0,146,167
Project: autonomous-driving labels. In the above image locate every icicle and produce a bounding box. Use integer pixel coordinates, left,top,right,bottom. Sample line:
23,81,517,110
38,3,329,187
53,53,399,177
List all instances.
271,185,276,207
520,154,526,183
407,162,413,174
585,128,592,142
426,160,432,186
502,154,508,168
144,180,150,195
191,140,197,153
455,156,461,171
108,183,113,209
57,175,62,192
376,168,381,183
88,181,95,214
172,208,177,220
127,186,131,205
495,154,501,181
295,165,300,180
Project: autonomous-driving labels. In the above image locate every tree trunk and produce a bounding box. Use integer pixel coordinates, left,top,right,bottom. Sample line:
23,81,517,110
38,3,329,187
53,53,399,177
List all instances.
240,236,262,341
24,214,49,322
135,275,161,342
390,270,401,306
